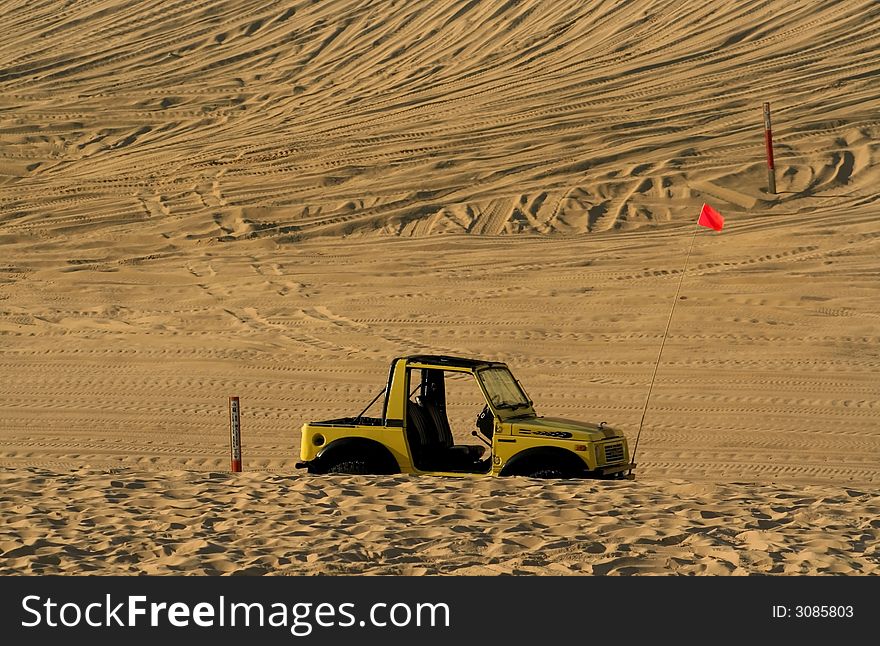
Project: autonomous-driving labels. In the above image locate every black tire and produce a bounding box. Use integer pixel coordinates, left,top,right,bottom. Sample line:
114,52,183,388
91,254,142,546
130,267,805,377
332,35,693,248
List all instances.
524,464,571,479
500,447,584,479
326,458,374,475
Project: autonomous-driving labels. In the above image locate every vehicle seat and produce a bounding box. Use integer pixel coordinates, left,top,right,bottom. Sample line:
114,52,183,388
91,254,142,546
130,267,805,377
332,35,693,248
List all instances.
406,401,436,466
418,396,485,464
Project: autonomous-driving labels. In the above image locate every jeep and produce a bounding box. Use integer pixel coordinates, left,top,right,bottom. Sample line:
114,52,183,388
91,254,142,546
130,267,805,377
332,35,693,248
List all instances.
295,355,634,479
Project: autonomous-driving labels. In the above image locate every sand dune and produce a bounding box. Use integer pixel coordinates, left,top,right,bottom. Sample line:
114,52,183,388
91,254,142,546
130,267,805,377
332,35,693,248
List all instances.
2,231,877,484
1,468,877,575
2,0,878,238
1,0,879,575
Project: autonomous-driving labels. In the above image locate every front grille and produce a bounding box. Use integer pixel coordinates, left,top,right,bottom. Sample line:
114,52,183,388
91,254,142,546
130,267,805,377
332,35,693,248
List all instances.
603,442,624,464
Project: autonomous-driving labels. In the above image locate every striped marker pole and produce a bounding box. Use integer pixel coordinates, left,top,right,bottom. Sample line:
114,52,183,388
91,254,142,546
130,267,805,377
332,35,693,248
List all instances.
763,102,776,194
229,396,242,472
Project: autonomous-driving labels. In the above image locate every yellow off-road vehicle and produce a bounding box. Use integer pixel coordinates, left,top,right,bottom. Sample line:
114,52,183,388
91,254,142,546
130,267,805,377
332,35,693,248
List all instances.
295,355,634,479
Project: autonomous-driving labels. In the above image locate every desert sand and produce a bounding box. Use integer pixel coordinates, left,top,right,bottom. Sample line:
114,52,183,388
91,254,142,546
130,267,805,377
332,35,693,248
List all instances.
1,0,878,575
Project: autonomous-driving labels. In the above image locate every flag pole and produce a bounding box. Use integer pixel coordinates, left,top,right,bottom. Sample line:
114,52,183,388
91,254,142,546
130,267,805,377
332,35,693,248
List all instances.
628,220,700,475
763,102,776,194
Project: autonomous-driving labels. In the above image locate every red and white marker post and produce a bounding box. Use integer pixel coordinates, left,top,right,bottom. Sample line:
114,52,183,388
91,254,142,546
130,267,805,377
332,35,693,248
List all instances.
763,102,776,194
229,396,242,472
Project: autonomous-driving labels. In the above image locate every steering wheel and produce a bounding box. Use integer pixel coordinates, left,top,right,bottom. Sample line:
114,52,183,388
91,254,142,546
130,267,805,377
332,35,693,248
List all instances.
475,404,494,439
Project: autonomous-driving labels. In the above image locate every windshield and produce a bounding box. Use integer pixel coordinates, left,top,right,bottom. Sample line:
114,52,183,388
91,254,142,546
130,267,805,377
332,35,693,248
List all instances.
478,367,531,410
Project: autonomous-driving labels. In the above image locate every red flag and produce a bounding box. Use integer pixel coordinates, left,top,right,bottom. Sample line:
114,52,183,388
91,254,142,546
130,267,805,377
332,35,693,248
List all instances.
698,203,724,231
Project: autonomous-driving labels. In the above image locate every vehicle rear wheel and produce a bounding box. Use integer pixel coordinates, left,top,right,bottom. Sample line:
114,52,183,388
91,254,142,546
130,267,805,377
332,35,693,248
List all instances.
326,458,373,475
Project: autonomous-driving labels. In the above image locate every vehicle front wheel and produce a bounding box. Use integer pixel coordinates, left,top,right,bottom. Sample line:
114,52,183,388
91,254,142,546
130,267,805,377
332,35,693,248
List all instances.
524,465,571,479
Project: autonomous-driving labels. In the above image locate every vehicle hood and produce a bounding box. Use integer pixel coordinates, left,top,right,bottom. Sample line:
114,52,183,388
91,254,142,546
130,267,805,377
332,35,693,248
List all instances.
511,416,622,442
